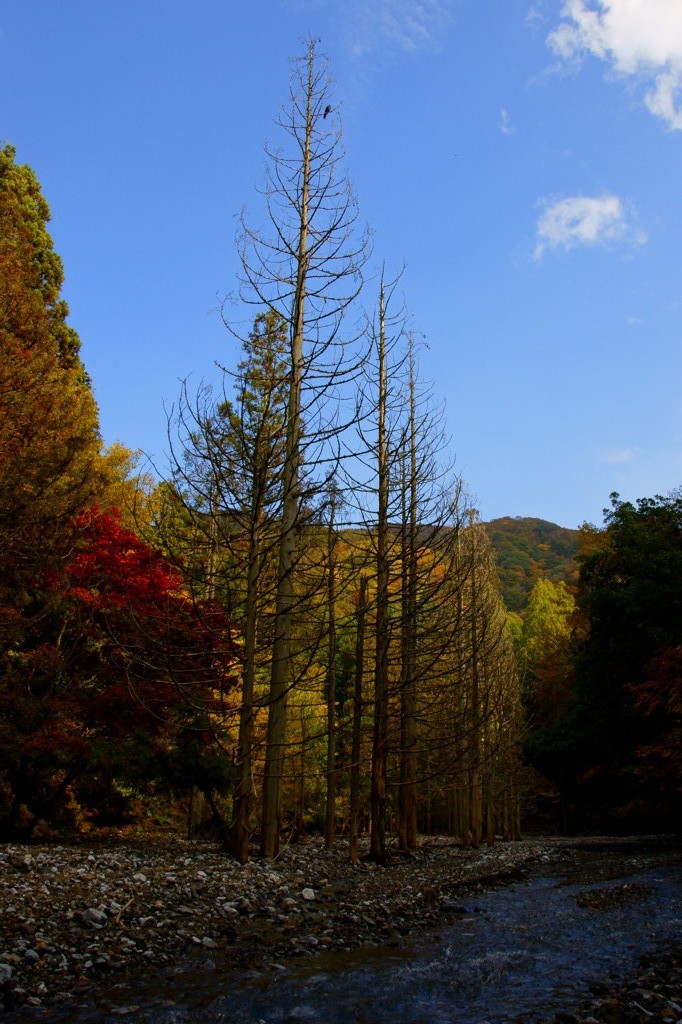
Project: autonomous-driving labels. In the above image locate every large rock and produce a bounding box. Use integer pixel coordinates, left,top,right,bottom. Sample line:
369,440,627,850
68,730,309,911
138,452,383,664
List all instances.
81,907,107,928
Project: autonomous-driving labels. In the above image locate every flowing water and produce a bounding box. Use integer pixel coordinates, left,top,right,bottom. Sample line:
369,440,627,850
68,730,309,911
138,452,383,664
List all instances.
21,843,682,1024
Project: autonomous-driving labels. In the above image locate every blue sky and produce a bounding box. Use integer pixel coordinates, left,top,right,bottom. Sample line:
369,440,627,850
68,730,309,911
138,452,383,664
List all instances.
2,0,681,529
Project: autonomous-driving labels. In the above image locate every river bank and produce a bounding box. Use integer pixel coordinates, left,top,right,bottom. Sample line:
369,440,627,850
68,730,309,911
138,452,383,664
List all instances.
1,834,679,1021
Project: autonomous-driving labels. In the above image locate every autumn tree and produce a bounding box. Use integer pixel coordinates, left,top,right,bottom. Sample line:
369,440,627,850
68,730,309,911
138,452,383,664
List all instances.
0,144,105,832
0,507,239,838
0,144,102,606
518,577,575,729
0,146,243,840
97,442,160,535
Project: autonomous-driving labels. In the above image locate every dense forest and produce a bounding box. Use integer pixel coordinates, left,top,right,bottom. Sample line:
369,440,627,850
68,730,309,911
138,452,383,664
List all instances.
484,517,579,612
1,42,679,861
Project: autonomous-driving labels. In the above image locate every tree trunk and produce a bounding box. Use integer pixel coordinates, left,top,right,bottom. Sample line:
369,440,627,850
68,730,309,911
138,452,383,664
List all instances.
398,347,418,851
485,728,496,846
370,283,389,865
349,576,367,865
228,543,259,863
324,497,338,848
260,46,313,860
469,511,483,849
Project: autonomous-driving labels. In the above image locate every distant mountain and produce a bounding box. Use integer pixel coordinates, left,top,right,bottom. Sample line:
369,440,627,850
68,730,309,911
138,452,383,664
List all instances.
484,517,579,612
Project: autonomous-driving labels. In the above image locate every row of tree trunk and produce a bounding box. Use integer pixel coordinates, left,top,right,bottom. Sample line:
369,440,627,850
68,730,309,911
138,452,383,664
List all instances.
162,40,523,864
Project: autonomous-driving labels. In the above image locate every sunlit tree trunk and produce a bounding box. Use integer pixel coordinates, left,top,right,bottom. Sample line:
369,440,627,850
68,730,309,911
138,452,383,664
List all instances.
349,576,367,866
468,509,483,849
324,492,338,848
398,338,418,851
260,50,311,859
371,282,389,865
485,712,496,846
228,540,259,862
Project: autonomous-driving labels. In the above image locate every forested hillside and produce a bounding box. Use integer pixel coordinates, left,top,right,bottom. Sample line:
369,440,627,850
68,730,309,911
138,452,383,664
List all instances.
484,517,579,611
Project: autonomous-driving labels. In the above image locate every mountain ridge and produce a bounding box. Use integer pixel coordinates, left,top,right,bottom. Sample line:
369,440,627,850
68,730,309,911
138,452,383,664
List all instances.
483,516,579,612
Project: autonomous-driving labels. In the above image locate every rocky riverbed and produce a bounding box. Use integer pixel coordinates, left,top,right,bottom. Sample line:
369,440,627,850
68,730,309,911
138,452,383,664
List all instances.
0,834,679,1022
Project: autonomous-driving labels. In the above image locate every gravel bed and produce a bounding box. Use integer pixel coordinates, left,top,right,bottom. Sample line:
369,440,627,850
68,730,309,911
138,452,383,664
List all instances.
0,835,556,1013
0,834,679,1020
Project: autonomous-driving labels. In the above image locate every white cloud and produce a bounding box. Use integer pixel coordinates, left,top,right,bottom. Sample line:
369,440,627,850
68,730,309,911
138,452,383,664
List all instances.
534,194,644,258
499,107,514,134
548,0,682,130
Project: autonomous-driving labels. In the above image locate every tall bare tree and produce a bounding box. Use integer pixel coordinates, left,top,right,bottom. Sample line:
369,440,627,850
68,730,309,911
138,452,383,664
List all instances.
398,337,419,851
344,276,408,863
345,276,472,861
237,39,368,857
371,282,391,863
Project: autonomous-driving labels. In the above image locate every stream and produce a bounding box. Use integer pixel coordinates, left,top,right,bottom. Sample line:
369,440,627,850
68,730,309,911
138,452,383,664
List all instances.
20,843,682,1024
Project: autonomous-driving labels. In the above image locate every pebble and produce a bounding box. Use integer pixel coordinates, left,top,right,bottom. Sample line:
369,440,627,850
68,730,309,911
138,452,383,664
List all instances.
82,907,107,927
286,1006,317,1021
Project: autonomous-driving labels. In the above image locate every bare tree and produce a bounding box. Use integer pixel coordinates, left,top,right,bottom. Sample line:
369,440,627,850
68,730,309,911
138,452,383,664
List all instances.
344,278,521,860
397,336,419,851
237,39,368,858
344,276,408,864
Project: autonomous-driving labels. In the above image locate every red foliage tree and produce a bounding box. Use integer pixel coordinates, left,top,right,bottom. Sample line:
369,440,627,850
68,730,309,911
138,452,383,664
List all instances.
0,507,241,838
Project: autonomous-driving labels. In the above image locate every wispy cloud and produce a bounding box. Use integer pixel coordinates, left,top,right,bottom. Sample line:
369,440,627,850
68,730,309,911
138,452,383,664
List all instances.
534,194,645,259
341,0,455,60
526,1,552,31
499,107,514,135
596,447,640,465
547,0,682,130
525,5,543,30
